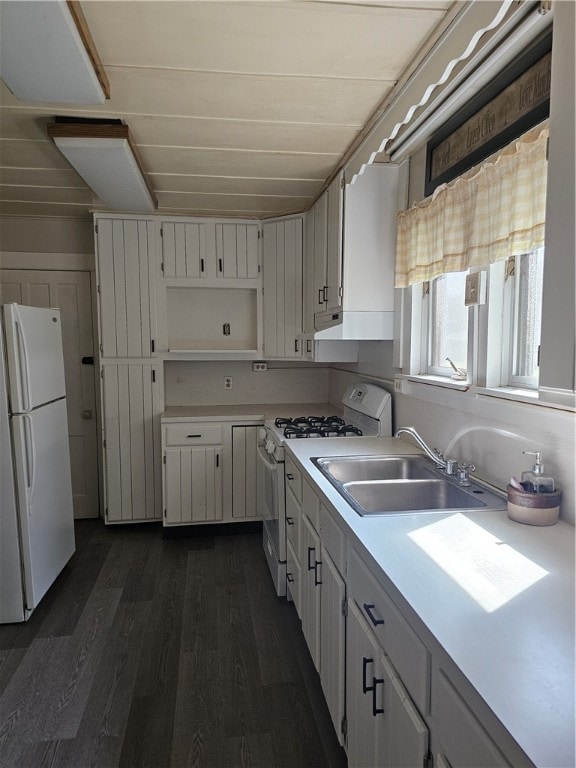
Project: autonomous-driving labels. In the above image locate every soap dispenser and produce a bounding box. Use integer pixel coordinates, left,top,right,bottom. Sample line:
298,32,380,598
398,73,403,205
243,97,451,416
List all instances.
521,451,555,493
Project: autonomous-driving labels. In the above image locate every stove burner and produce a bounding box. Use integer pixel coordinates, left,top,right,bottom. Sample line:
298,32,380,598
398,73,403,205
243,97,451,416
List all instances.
281,420,363,438
338,425,363,436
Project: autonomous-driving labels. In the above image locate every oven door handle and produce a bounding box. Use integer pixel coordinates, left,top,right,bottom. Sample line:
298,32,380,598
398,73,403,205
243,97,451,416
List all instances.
257,443,280,472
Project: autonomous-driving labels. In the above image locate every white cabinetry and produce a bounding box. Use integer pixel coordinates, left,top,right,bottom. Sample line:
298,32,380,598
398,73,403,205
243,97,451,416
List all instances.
310,173,343,320
95,216,158,358
315,164,401,339
262,216,303,359
102,363,163,522
231,424,259,519
160,219,259,280
162,423,223,525
347,599,429,768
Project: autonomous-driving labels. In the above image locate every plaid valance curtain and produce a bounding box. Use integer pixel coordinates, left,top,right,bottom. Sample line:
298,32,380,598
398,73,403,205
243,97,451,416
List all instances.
395,125,549,288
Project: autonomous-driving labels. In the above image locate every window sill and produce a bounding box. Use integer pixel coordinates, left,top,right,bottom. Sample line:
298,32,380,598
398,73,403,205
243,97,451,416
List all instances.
396,374,469,392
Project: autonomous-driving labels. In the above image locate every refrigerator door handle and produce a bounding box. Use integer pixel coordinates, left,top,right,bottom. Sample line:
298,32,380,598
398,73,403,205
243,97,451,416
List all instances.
23,414,35,499
14,314,32,412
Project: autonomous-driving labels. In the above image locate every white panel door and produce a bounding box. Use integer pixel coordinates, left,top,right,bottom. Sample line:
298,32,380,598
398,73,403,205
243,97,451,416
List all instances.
164,446,222,524
320,546,346,746
0,270,99,519
216,223,259,279
161,220,208,278
102,363,162,522
326,172,343,312
96,217,157,358
231,425,259,518
313,191,328,313
301,512,321,672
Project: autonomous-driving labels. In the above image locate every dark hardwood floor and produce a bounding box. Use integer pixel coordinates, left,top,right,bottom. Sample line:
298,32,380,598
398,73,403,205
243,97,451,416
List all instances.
0,521,348,768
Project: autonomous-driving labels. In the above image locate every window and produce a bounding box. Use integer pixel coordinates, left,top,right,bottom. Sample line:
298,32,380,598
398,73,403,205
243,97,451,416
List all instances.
420,271,469,379
503,247,544,389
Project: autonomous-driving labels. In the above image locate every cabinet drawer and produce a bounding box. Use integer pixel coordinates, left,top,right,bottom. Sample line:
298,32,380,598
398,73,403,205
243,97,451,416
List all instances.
319,503,345,575
285,456,302,502
164,423,222,447
285,485,301,552
349,547,430,714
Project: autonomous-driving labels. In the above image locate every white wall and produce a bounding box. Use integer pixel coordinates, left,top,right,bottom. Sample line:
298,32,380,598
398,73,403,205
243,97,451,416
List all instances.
0,216,94,256
334,5,575,524
165,360,330,406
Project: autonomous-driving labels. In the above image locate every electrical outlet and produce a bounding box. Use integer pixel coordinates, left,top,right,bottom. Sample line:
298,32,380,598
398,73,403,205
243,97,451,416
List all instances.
252,362,268,372
224,376,233,389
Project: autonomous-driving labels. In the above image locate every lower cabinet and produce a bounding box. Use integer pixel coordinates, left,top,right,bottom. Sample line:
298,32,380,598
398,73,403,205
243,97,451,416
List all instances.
162,422,223,525
164,445,222,524
301,511,322,670
102,362,163,523
161,418,262,525
320,545,346,747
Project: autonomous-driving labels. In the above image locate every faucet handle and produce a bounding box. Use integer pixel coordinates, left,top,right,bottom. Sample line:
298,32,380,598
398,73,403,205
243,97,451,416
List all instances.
457,463,475,485
444,459,458,475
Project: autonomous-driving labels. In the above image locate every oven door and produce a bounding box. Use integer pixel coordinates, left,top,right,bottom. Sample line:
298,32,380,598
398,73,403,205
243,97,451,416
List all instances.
257,442,286,564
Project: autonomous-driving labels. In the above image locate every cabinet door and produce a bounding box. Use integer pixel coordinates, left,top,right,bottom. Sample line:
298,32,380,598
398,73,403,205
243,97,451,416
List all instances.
215,222,259,278
161,221,208,278
303,209,315,334
320,546,346,746
325,172,343,312
313,191,328,313
301,512,322,671
231,425,259,518
96,217,157,358
102,363,162,522
262,218,303,359
164,445,222,524
347,598,383,768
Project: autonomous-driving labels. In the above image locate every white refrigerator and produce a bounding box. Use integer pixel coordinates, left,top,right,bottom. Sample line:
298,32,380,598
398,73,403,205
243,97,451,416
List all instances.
0,303,75,623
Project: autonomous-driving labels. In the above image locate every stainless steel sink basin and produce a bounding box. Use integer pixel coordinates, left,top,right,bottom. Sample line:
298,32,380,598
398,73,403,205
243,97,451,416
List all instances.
313,455,435,483
311,454,507,516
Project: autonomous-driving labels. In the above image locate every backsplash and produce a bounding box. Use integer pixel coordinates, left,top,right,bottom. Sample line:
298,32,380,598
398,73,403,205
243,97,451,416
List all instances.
165,360,330,406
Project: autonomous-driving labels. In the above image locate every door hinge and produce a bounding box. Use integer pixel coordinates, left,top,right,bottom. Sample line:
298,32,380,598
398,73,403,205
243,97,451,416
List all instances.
161,262,165,274
99,343,103,354
340,716,347,740
164,509,167,518
258,264,261,273
342,598,348,617
160,226,163,237
100,368,104,379
338,285,343,299
95,224,98,234
105,507,108,520
163,454,166,464
97,284,101,294
103,439,106,449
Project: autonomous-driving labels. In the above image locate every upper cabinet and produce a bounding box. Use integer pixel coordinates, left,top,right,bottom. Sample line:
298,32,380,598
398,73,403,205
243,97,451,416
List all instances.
262,216,304,359
95,215,158,359
160,219,259,280
308,164,403,340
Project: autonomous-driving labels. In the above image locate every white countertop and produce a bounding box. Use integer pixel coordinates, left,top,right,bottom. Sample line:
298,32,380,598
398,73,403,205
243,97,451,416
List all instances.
161,402,341,422
285,436,575,768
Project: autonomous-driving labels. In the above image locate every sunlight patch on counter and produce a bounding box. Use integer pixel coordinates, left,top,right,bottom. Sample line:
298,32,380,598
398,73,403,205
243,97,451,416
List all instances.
408,514,548,612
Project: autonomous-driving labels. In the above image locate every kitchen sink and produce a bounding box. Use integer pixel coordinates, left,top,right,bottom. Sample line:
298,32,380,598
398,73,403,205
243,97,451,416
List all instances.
311,455,507,516
313,455,435,483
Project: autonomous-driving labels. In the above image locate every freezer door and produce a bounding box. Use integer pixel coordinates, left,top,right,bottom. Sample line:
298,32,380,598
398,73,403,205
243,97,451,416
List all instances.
2,303,66,412
11,398,75,612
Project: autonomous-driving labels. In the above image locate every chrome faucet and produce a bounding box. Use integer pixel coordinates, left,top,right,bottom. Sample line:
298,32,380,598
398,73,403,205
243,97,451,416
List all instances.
394,426,476,483
394,427,447,468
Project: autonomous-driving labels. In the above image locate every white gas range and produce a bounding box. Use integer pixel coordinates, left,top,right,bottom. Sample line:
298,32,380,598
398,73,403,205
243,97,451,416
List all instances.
257,382,392,596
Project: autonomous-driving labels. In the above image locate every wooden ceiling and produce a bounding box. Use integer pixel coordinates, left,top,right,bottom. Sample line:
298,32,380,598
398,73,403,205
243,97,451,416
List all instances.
0,0,453,220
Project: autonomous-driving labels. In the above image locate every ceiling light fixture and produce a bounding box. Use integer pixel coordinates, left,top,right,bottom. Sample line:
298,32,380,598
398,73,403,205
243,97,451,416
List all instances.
47,122,157,213
0,0,109,104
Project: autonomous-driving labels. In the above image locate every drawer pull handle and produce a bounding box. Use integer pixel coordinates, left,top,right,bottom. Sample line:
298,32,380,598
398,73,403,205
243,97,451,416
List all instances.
286,516,294,526
287,573,294,583
364,603,384,626
314,560,322,586
362,657,374,693
187,434,202,438
307,546,315,571
286,473,295,480
372,678,384,716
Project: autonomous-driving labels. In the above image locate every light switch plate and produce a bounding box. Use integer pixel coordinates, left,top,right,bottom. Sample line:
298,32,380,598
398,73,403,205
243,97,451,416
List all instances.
465,271,487,305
